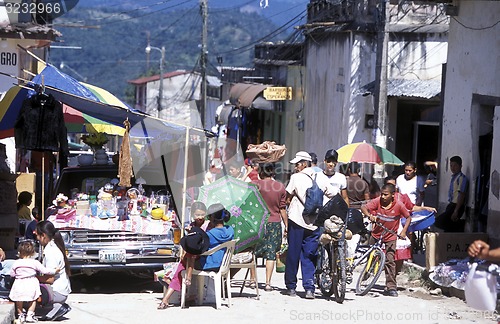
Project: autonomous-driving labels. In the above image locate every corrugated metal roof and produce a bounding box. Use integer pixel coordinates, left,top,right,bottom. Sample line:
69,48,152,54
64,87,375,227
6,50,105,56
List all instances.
388,79,441,99
361,79,441,99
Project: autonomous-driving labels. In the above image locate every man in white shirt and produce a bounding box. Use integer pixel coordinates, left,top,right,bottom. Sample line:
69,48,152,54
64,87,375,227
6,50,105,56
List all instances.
316,149,349,206
396,161,425,206
284,151,334,300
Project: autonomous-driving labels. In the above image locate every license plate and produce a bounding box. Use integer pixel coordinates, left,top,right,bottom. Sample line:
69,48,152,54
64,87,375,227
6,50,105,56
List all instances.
99,249,126,263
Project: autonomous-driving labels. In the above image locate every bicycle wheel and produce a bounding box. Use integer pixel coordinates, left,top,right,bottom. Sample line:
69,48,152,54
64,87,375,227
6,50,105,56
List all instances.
316,243,334,297
332,240,347,303
355,247,386,295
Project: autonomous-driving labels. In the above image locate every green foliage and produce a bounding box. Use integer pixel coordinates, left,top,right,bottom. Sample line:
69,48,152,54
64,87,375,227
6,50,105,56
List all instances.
48,6,283,103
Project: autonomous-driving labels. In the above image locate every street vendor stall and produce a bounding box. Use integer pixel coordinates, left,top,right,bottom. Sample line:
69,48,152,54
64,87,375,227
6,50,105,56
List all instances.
47,213,174,235
0,59,210,225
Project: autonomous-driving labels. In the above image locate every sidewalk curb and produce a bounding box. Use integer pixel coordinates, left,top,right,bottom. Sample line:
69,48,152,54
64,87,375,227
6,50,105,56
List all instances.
0,302,14,324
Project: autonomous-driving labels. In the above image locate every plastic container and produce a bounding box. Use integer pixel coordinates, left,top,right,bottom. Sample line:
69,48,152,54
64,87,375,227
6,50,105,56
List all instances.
402,210,435,232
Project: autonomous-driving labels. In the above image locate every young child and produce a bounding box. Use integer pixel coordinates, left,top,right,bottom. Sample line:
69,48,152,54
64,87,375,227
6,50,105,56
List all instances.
157,203,234,309
157,201,209,309
9,241,60,323
360,183,411,297
185,201,210,232
25,208,41,241
17,192,33,221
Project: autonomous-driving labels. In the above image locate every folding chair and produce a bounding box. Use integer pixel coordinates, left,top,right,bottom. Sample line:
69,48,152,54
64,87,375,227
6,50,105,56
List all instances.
230,249,260,299
180,239,237,309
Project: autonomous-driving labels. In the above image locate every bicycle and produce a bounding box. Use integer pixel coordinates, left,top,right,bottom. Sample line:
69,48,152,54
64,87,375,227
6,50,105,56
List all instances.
316,211,402,302
316,229,347,302
351,217,403,295
316,209,361,303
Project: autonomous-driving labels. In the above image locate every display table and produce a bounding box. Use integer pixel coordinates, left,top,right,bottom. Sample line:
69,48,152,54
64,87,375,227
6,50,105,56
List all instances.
47,212,174,235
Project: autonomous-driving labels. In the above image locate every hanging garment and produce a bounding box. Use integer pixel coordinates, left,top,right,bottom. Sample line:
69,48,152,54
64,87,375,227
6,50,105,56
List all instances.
14,93,69,153
118,119,133,187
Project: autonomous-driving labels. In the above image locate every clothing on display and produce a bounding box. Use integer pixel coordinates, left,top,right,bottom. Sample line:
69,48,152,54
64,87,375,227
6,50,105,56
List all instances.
14,92,69,153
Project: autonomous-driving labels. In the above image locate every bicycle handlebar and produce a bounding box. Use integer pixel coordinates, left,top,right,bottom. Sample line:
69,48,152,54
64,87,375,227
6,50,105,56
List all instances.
373,221,405,240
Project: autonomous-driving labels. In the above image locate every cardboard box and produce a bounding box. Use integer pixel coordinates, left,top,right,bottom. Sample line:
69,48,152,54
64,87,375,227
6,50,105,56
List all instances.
424,232,489,270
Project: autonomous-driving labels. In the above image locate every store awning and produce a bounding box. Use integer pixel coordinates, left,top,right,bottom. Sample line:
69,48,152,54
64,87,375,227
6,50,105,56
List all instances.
229,83,270,107
360,79,441,99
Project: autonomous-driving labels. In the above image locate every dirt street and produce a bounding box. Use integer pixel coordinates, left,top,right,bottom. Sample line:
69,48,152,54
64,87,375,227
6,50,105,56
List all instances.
62,264,496,324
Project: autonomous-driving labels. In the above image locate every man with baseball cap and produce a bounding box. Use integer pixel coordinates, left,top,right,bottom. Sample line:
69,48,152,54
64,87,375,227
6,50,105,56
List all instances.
284,151,334,299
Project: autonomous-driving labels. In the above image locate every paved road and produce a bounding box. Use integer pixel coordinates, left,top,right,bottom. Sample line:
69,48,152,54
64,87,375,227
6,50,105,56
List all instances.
58,265,495,324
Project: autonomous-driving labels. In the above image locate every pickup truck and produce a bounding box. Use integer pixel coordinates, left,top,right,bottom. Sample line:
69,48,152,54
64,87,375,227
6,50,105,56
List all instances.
51,165,178,275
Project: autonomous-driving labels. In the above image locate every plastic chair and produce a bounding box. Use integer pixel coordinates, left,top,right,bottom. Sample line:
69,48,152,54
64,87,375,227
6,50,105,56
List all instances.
230,250,260,299
180,239,237,309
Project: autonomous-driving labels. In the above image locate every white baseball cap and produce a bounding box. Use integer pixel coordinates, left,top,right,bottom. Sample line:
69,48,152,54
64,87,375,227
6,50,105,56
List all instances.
289,151,312,164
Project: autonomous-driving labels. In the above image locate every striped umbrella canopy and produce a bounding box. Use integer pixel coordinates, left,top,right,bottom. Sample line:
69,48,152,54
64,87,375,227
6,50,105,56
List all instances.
63,104,124,135
336,141,404,166
0,85,26,139
0,86,125,138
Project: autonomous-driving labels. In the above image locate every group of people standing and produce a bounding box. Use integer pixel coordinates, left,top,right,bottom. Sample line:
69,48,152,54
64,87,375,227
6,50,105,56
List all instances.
283,150,469,300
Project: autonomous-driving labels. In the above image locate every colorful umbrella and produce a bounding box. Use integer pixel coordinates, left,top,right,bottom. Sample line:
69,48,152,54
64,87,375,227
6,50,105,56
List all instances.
197,175,270,253
336,141,404,165
63,104,124,135
0,86,125,138
0,85,26,139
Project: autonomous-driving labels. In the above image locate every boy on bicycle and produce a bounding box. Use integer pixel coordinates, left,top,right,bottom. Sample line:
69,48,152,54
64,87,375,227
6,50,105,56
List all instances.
361,183,411,297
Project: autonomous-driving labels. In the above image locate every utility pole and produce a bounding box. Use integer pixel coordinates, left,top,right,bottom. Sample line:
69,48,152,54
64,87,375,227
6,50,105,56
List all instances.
145,44,165,118
158,46,165,118
200,0,208,127
373,0,389,147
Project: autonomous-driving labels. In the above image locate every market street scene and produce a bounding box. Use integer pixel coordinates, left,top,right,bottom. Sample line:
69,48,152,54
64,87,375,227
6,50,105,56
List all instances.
0,0,498,323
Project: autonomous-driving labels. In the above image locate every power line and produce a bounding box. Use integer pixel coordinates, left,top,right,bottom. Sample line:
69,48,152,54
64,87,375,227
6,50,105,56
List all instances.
451,16,500,31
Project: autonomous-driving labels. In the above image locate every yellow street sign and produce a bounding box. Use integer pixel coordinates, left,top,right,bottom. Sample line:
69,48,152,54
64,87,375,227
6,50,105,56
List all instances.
263,87,292,100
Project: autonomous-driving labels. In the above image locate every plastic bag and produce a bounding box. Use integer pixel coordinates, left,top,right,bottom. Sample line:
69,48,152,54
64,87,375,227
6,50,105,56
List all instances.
276,242,288,273
464,263,498,311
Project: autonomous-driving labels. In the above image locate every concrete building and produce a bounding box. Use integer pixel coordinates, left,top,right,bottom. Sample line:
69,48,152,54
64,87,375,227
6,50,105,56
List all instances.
128,70,222,129
436,0,500,239
302,0,448,176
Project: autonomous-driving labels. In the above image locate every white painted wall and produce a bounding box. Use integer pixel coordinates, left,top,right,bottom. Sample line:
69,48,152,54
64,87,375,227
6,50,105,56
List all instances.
439,1,500,230
305,33,354,158
389,41,447,80
304,31,447,162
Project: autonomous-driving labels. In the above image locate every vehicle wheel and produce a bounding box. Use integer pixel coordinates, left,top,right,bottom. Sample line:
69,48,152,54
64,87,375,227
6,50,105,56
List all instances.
315,244,334,297
355,247,385,295
332,240,347,303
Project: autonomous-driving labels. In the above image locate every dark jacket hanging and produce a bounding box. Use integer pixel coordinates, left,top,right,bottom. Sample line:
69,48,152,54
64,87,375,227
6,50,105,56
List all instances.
14,93,69,154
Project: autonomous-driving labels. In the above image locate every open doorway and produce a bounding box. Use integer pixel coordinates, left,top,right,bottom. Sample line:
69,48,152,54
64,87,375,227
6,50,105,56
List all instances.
413,122,439,169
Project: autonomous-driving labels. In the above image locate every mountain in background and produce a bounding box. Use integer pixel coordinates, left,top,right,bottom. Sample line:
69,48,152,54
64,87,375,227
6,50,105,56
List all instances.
75,0,309,28
50,1,307,103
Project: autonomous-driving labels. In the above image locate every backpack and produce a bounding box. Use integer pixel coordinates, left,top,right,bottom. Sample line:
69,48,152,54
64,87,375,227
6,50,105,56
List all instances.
296,173,324,217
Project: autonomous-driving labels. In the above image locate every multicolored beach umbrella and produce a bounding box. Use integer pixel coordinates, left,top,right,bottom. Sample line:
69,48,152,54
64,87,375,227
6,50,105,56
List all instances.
63,104,124,135
336,141,404,166
0,64,135,138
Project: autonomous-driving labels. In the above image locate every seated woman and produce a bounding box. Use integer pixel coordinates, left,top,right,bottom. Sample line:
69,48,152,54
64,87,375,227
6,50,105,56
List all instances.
194,204,234,272
157,203,234,309
156,202,209,289
35,221,72,321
